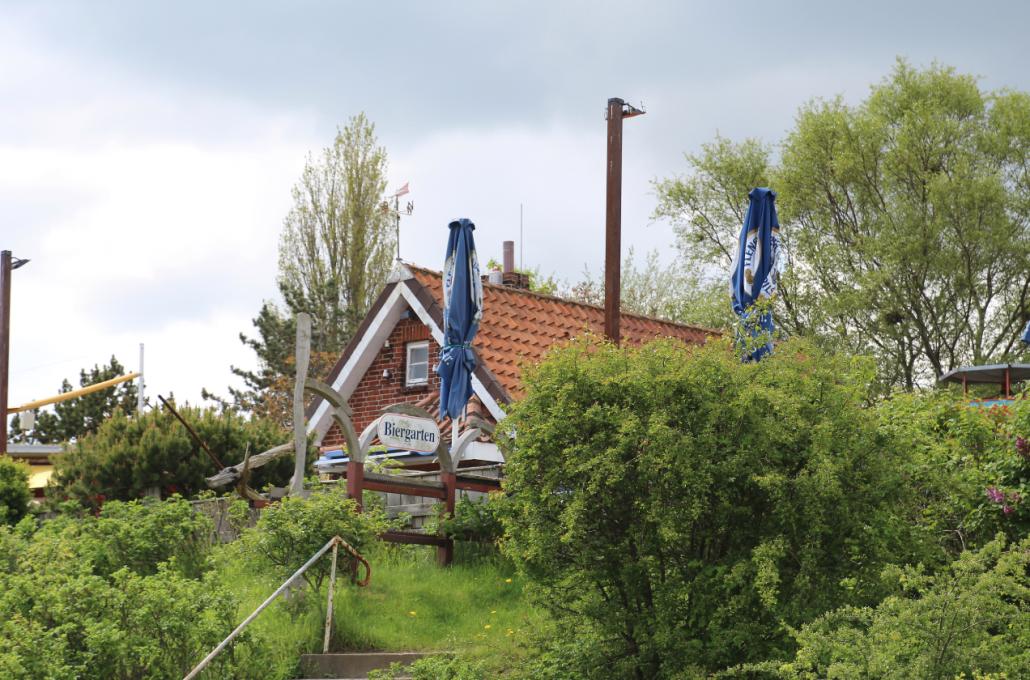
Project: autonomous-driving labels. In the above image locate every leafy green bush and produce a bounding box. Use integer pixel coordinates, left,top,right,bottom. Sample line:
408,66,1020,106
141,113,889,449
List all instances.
781,535,1030,679
878,391,1030,551
438,493,506,544
0,496,269,679
51,406,302,507
0,457,30,526
236,485,393,592
500,337,941,677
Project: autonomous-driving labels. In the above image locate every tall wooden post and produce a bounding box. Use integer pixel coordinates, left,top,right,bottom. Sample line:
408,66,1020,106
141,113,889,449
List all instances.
291,313,312,496
0,251,11,455
604,98,644,346
437,471,456,566
346,459,364,511
605,100,624,345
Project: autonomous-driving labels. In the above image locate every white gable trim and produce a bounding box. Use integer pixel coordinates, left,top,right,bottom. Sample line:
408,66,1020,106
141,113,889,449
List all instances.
307,279,508,442
307,283,405,439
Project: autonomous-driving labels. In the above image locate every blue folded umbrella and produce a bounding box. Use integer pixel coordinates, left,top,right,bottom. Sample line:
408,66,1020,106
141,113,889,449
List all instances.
730,188,781,361
437,218,483,419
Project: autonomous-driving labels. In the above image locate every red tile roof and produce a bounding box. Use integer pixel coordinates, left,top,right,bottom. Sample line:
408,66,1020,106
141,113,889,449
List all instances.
409,266,720,399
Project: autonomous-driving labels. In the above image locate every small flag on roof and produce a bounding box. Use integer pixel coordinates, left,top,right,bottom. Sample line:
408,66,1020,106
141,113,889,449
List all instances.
393,182,410,197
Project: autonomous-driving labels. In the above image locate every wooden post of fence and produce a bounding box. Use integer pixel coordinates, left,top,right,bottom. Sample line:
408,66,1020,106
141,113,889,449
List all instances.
437,471,456,566
346,459,364,511
323,540,339,654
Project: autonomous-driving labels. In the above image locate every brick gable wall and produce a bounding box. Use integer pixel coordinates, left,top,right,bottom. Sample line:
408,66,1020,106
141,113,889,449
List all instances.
321,314,440,449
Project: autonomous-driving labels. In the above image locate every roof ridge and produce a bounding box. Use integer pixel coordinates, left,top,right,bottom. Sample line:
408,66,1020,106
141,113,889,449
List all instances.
406,263,723,336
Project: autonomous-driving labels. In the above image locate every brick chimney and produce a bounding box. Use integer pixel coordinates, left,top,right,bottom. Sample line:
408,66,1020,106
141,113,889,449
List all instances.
500,240,530,290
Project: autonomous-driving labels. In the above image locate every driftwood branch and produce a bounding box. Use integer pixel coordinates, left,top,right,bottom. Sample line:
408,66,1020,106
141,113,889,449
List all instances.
235,443,264,502
206,443,292,488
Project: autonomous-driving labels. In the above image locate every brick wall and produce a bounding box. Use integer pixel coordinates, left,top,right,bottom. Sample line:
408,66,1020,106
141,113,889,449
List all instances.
321,313,440,449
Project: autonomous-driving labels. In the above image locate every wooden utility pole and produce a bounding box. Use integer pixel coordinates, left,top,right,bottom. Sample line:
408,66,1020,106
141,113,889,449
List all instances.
0,251,10,455
604,98,644,345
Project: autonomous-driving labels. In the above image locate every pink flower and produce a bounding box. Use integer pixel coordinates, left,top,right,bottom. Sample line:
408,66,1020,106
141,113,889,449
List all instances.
1003,505,1014,515
986,486,1006,504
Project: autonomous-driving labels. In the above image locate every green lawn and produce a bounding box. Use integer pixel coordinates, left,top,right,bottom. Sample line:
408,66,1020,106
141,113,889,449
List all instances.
213,543,542,678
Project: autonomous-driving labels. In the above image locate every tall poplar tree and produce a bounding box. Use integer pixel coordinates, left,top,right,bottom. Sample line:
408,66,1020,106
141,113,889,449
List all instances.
222,113,396,420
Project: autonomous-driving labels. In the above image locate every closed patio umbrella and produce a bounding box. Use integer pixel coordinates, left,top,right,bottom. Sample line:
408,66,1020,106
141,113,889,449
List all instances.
437,218,483,429
730,188,781,361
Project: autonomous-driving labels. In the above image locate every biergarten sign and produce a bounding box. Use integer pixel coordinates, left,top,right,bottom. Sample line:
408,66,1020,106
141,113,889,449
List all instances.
377,412,441,453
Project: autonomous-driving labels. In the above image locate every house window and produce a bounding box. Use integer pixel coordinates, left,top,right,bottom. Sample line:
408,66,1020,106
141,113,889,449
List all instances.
406,341,430,386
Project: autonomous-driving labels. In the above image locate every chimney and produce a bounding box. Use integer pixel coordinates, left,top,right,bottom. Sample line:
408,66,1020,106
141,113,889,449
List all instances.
502,241,515,274
500,240,530,290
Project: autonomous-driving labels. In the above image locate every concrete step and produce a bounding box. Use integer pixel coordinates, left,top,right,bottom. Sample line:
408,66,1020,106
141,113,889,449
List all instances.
299,652,428,679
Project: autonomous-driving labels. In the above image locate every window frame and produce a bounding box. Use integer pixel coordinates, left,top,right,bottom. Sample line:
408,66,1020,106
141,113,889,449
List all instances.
405,340,430,387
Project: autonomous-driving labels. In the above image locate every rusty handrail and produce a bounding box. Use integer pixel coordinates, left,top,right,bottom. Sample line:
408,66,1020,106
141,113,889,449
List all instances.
183,535,368,680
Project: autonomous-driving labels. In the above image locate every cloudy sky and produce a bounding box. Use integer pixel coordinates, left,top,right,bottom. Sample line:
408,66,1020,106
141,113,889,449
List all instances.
3,0,1029,415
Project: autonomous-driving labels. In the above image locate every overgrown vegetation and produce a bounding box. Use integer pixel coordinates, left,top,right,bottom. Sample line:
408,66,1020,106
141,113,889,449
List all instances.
0,458,30,526
5,342,1029,679
0,486,521,679
0,498,244,679
498,336,1030,678
50,405,301,508
781,535,1030,680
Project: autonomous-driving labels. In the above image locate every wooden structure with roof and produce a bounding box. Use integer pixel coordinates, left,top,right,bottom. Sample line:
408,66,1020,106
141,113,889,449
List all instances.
305,260,720,467
938,363,1030,402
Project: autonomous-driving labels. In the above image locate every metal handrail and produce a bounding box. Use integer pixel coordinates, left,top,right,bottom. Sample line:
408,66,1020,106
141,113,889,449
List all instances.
183,535,365,680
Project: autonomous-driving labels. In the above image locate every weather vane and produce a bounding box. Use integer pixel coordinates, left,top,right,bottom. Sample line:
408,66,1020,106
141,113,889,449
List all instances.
381,182,414,261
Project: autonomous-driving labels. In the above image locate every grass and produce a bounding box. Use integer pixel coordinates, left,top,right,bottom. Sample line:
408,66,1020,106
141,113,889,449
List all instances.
212,541,543,678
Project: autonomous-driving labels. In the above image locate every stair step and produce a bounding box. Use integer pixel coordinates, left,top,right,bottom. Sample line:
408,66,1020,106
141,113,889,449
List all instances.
299,652,429,679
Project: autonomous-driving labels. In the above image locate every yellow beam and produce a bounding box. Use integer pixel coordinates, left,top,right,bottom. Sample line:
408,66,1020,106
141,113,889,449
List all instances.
10,372,141,413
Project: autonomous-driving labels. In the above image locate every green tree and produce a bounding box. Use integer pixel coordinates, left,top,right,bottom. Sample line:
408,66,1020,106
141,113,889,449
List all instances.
568,248,734,329
499,336,937,678
655,61,1030,389
781,536,1030,680
0,459,29,526
10,356,137,444
51,405,300,507
222,113,396,416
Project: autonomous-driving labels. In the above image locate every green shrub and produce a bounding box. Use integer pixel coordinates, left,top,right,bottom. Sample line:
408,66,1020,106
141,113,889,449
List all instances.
500,337,940,677
51,406,302,507
781,536,1030,679
876,390,1030,553
0,496,268,679
236,485,393,592
438,493,506,544
0,457,30,526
